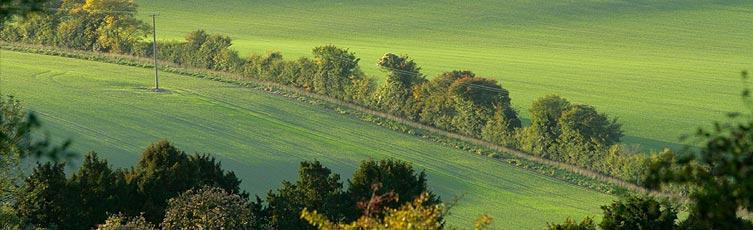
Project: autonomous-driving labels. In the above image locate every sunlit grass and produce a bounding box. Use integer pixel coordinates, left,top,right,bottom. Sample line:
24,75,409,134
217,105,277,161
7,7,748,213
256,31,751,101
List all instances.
136,0,753,150
2,51,614,229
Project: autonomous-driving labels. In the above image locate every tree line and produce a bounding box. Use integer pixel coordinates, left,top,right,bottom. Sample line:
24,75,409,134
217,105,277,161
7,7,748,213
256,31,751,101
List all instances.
4,1,753,228
7,141,438,229
549,72,753,229
5,90,753,229
0,92,447,229
0,0,651,186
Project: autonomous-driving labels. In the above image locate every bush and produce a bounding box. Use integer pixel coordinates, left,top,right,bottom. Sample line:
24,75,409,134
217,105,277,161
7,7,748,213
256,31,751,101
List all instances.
547,217,596,230
97,214,156,230
599,196,677,230
161,186,257,229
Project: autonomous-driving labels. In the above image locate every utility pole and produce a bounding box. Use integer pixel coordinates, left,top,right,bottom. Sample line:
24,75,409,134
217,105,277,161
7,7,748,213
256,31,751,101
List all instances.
150,12,160,91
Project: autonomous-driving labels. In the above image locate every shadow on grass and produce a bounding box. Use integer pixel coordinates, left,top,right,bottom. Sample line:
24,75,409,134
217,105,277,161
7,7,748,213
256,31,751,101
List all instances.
621,135,692,153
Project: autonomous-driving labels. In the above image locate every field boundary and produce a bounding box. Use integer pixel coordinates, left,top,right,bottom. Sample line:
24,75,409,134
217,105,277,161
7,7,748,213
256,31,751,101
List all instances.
0,42,669,198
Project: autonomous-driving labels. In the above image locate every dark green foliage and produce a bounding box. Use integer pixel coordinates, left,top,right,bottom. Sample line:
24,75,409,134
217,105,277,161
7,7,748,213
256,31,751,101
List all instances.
599,196,677,230
257,159,439,228
347,77,377,105
558,105,622,148
290,58,318,90
446,76,520,138
161,186,257,229
15,163,73,229
451,99,489,137
448,77,510,109
347,159,438,220
312,45,363,99
265,161,346,229
244,51,285,81
68,152,124,229
374,53,426,117
595,145,647,184
481,106,521,147
377,53,425,87
0,95,73,228
183,30,243,71
556,105,622,166
519,95,641,183
552,195,676,230
126,140,242,223
0,96,29,201
126,140,196,222
375,67,523,140
152,30,244,72
526,95,572,156
0,0,48,25
237,45,373,103
188,154,242,195
445,77,501,136
11,140,243,229
547,217,596,230
416,71,472,130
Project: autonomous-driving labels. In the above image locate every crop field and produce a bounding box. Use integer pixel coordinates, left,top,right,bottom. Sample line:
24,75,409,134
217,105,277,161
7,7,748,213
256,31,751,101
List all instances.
0,50,615,228
136,0,753,150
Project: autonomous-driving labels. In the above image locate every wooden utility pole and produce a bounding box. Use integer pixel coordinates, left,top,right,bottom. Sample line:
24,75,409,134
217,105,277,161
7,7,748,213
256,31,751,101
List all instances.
150,12,160,91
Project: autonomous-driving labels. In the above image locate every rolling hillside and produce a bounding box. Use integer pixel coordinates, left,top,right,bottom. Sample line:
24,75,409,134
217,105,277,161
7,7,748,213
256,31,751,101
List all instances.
0,50,614,228
136,0,753,150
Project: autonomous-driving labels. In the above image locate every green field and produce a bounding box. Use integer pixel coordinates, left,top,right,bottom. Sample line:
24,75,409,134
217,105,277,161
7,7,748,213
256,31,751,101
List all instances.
136,0,753,150
0,50,614,228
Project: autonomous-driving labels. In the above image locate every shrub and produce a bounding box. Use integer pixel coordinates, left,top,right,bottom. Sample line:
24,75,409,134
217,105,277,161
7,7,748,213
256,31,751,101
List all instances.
599,196,677,230
547,217,596,230
97,214,156,230
161,186,257,229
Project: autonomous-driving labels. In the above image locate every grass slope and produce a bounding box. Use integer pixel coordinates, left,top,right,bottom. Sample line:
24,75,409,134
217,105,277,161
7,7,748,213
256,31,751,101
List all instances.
1,50,614,228
136,0,753,150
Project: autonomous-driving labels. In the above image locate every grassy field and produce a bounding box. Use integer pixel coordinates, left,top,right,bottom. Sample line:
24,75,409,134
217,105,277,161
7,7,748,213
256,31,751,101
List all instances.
0,50,614,228
135,0,753,151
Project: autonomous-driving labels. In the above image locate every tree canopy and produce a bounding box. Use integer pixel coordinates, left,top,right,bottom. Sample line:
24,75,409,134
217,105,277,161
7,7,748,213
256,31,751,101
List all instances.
264,161,346,229
347,159,438,220
161,186,257,229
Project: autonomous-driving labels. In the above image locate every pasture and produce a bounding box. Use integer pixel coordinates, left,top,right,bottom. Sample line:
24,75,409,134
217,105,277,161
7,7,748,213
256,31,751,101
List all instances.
136,0,753,150
0,50,614,228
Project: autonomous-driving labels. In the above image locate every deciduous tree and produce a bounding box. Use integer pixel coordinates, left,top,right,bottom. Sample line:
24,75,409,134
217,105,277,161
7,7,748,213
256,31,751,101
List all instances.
599,195,677,230
265,161,346,229
68,152,124,229
312,45,363,100
15,163,73,229
416,71,473,130
161,186,257,229
97,214,156,230
347,159,438,220
373,53,426,117
125,140,242,222
302,192,446,230
525,95,571,157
